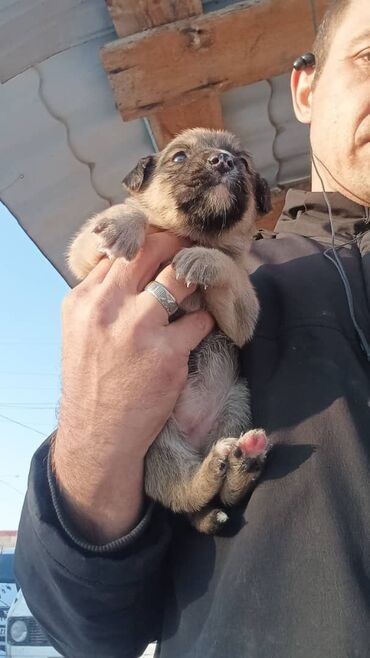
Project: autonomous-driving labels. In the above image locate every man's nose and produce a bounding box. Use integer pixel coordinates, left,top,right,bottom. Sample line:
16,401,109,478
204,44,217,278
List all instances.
207,151,235,173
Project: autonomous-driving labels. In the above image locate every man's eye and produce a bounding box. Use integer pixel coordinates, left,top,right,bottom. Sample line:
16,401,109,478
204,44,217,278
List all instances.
357,49,370,64
173,151,187,163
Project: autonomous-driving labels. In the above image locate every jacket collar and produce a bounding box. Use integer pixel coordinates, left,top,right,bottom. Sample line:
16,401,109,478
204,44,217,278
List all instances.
275,190,370,242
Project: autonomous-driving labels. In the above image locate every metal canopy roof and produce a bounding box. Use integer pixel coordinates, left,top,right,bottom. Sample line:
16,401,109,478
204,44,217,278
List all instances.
1,0,310,285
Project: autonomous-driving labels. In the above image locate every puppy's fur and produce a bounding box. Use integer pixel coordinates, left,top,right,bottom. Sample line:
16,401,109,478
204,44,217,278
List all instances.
68,128,271,534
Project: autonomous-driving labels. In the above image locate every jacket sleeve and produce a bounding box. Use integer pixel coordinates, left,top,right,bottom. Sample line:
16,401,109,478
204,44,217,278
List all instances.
14,438,172,658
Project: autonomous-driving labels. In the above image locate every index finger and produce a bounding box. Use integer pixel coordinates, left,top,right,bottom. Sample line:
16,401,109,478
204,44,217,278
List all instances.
74,255,112,289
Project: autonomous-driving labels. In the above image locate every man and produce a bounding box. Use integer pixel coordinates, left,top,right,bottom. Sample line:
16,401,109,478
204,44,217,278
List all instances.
15,0,370,656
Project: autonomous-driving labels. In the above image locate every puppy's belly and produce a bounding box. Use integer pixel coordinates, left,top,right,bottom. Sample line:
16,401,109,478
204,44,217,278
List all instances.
173,393,221,451
172,330,244,451
173,377,234,451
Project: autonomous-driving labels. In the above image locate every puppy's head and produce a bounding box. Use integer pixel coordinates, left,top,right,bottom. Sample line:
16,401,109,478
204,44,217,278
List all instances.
123,128,271,241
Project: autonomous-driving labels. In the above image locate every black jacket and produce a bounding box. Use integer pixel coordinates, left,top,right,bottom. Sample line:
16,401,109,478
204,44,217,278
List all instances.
15,191,370,658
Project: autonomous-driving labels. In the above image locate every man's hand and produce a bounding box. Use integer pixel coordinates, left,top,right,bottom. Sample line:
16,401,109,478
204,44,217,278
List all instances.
53,232,214,544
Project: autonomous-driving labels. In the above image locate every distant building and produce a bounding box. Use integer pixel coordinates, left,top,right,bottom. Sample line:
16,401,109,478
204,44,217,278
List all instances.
0,531,17,550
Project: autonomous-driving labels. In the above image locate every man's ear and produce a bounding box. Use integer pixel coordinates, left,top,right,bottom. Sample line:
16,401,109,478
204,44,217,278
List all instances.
290,67,315,124
254,174,272,215
122,155,156,192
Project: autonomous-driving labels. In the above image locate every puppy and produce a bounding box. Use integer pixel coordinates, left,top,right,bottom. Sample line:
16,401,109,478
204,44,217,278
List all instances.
68,128,271,534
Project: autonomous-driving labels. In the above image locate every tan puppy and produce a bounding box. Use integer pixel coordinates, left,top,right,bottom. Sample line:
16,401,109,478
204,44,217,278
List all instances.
68,128,271,534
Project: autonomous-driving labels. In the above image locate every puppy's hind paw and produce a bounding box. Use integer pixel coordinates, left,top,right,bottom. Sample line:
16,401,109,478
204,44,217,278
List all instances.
190,507,229,534
235,429,270,473
220,429,270,506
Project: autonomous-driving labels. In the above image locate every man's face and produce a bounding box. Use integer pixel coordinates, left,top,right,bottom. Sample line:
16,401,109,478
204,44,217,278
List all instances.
310,0,370,204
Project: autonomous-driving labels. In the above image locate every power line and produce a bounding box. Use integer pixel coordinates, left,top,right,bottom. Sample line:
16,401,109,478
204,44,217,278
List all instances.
0,340,59,344
0,412,45,436
0,370,60,377
0,479,24,497
0,386,60,391
0,403,56,409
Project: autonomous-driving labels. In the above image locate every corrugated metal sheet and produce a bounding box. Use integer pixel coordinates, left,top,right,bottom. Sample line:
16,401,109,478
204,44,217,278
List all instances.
0,0,311,285
222,81,278,184
270,75,310,185
1,36,153,284
0,0,114,82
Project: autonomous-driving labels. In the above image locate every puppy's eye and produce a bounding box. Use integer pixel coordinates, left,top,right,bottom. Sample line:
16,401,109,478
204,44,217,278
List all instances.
173,151,187,163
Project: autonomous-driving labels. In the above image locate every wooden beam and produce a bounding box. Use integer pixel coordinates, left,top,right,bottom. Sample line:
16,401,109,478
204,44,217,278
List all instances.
101,0,329,122
105,0,223,146
149,92,224,149
106,0,202,38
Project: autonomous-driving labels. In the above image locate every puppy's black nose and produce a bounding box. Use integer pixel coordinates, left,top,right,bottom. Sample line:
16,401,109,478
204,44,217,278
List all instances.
208,151,234,173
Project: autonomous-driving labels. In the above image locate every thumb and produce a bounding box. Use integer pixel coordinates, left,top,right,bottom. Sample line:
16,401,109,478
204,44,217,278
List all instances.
168,311,215,353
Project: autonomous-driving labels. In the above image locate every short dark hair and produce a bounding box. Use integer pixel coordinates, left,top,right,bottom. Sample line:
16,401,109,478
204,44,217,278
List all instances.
313,0,352,82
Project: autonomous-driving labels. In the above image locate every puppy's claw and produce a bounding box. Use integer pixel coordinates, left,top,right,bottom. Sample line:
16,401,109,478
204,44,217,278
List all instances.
93,220,108,235
86,212,147,263
172,247,222,289
98,247,113,260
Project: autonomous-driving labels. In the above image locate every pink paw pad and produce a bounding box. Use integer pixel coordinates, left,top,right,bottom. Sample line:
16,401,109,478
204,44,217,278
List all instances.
238,429,268,458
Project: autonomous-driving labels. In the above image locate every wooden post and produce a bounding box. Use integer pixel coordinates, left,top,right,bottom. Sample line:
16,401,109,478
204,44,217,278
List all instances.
102,0,329,122
102,0,324,227
105,0,223,146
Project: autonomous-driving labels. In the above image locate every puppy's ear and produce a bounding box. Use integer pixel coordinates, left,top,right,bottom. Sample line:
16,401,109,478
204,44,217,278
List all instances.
254,174,272,215
122,155,156,193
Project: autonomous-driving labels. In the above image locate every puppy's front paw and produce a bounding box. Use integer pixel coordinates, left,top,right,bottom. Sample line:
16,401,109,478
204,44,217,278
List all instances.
172,247,226,289
92,210,146,262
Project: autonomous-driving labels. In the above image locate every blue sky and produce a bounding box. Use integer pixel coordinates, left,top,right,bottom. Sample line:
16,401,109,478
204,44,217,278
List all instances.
0,203,69,530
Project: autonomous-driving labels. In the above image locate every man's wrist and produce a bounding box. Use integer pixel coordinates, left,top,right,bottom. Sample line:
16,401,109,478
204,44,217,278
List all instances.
47,445,154,552
51,429,147,544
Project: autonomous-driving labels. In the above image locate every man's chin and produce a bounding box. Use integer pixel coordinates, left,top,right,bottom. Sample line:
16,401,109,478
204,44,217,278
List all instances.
338,177,370,206
317,156,370,205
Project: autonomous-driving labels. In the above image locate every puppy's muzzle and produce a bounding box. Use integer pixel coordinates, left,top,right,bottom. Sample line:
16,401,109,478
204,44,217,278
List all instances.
207,150,235,175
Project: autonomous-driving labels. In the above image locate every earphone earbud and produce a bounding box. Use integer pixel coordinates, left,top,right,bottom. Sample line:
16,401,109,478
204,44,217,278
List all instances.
293,52,316,70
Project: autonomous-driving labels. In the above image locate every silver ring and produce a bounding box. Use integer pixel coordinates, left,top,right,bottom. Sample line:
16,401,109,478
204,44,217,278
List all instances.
144,281,179,317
